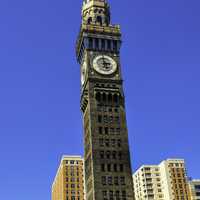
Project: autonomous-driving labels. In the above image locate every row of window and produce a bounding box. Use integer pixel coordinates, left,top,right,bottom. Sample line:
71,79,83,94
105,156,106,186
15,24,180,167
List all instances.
102,176,126,186
98,127,121,135
88,38,119,52
97,105,119,113
97,115,120,124
101,163,124,172
99,138,122,148
99,150,122,160
96,92,120,105
66,178,81,182
102,190,127,200
66,184,81,188
66,197,80,200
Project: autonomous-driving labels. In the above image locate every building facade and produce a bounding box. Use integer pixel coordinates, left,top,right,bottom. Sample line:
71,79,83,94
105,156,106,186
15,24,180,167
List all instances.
76,0,134,200
188,180,200,200
133,159,189,200
52,156,85,200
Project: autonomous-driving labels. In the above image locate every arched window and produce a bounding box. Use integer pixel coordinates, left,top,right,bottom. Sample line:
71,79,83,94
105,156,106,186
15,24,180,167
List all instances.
96,16,102,26
87,17,92,25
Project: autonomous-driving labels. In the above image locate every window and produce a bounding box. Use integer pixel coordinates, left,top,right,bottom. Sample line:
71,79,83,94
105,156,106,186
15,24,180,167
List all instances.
96,16,102,25
107,164,111,172
105,139,109,147
99,139,104,147
114,177,119,185
117,139,121,147
109,191,114,200
111,139,115,147
102,191,107,199
120,164,124,172
100,151,104,159
113,40,118,51
99,127,103,134
87,17,92,25
112,151,116,159
98,115,102,123
114,164,117,172
104,127,108,135
118,152,122,159
89,38,93,48
104,115,108,123
101,164,105,172
108,176,112,185
95,38,99,49
101,39,105,49
102,176,106,185
120,177,125,185
106,151,110,159
107,40,111,50
122,191,126,198
116,191,120,200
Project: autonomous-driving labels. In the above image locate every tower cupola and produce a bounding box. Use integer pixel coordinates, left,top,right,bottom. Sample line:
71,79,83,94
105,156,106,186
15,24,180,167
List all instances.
82,0,110,26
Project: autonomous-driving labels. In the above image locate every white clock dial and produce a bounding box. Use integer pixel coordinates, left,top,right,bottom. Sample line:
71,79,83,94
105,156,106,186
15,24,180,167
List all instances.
81,61,87,85
93,55,117,75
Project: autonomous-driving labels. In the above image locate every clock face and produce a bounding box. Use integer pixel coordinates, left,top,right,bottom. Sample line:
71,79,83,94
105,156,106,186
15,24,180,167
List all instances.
81,61,87,85
93,55,117,75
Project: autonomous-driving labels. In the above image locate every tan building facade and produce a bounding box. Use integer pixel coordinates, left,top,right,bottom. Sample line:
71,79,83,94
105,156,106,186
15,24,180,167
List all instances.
133,159,189,200
188,180,200,200
52,156,85,200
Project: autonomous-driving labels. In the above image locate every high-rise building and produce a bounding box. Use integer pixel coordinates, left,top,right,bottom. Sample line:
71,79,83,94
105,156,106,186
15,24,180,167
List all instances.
52,156,85,200
133,159,189,200
133,165,163,200
188,179,200,200
76,1,134,200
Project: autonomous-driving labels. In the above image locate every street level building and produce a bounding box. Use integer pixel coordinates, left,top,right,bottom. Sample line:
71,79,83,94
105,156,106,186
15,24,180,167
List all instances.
52,156,85,200
133,159,189,200
188,179,200,200
76,0,134,200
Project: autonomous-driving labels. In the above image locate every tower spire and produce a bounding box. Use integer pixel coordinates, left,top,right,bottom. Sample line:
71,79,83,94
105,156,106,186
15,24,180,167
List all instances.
82,0,110,26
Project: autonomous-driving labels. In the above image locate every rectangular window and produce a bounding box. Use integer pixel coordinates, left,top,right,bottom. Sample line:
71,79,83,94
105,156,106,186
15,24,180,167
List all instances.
104,127,108,135
101,164,105,172
111,139,115,147
98,115,102,123
102,176,106,185
120,177,126,185
101,39,105,49
108,176,112,185
107,40,111,50
107,164,111,172
114,164,117,172
99,139,104,147
117,139,121,147
105,139,109,147
120,164,124,172
114,177,119,185
99,127,103,134
100,151,104,159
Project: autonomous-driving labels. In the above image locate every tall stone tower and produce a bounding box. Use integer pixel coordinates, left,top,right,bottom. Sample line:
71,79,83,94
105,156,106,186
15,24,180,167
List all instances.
76,1,134,200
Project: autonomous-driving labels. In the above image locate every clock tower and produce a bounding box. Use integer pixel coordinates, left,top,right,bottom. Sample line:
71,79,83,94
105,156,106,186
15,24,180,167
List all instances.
76,1,134,200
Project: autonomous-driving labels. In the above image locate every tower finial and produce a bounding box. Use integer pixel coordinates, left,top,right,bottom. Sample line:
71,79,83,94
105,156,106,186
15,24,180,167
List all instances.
82,0,110,26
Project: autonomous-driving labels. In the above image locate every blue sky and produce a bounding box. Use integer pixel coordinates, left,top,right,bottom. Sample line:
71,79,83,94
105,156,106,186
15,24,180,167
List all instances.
0,0,200,199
